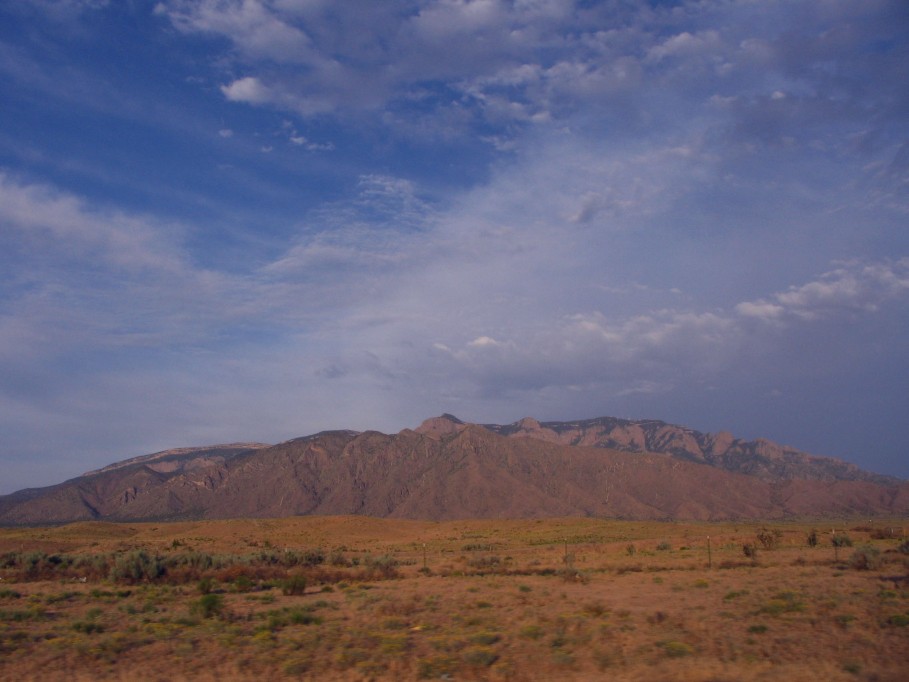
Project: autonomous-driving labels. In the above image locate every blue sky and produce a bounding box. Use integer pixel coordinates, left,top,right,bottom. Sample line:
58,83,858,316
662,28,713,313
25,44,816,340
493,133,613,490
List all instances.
1,0,908,494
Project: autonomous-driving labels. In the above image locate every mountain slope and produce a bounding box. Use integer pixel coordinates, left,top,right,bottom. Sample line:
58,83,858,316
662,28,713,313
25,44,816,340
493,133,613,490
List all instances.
1,416,906,524
481,416,894,484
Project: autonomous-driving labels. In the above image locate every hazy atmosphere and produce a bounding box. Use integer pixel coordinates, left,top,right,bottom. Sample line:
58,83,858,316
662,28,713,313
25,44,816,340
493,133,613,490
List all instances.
1,0,907,494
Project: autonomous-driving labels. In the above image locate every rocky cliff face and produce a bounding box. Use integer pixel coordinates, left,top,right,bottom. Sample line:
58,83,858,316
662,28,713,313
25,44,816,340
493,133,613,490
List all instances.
1,415,904,524
481,416,893,484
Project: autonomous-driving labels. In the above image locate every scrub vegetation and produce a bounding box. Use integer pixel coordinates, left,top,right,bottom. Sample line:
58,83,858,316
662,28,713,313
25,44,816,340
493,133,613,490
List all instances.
0,516,907,680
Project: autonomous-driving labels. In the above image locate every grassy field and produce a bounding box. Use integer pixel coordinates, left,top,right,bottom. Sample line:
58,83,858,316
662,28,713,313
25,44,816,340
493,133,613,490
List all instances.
1,516,908,681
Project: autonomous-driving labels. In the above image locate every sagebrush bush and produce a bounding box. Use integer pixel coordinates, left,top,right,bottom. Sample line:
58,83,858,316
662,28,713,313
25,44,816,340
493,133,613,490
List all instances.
109,551,165,584
831,534,853,548
282,574,307,596
191,593,224,619
849,546,882,571
363,554,399,579
757,528,781,550
466,555,501,570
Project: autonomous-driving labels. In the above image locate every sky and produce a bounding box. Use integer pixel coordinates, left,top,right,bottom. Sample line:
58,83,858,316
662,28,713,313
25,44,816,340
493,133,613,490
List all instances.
1,0,908,494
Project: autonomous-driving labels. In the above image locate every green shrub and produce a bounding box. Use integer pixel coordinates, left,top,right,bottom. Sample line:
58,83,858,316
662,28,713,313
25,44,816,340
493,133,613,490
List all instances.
759,591,804,616
558,567,590,583
109,551,165,584
417,654,459,679
192,593,224,619
661,641,693,658
72,620,105,634
656,541,671,551
328,549,350,567
281,574,307,596
756,528,781,550
466,555,501,570
364,554,399,578
469,632,501,646
849,546,882,571
463,646,498,667
834,614,855,628
231,574,254,593
462,543,494,552
519,624,544,639
831,534,853,548
302,549,325,567
885,613,909,627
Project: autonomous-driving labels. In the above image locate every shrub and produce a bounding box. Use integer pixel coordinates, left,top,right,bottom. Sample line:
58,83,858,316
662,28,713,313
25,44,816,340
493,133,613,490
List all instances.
363,554,399,579
831,534,853,548
625,544,636,557
519,624,544,639
807,530,818,547
897,540,909,555
756,528,781,550
417,655,459,679
328,550,350,567
463,646,498,667
282,574,307,596
462,543,494,552
109,551,165,584
834,614,855,628
191,593,224,619
849,547,883,571
656,541,671,551
661,641,693,658
742,543,758,560
466,555,501,571
72,620,105,634
885,614,909,627
302,549,325,567
558,567,590,584
760,591,804,616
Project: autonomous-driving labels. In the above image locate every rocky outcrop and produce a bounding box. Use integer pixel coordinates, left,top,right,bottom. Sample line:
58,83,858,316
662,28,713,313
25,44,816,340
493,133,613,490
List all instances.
483,415,895,484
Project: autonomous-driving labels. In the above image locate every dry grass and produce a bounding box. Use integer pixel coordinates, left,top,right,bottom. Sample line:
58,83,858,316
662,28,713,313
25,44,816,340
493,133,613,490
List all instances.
0,516,907,680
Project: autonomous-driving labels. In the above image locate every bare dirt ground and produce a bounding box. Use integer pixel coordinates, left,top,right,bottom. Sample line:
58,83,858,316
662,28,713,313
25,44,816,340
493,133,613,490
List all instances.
1,516,907,681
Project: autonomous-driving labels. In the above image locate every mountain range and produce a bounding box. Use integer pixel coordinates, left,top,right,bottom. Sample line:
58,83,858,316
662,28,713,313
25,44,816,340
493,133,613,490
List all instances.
1,414,906,524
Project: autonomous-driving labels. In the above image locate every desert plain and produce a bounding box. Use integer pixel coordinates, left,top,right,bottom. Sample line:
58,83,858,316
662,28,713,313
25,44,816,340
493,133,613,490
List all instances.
1,516,908,681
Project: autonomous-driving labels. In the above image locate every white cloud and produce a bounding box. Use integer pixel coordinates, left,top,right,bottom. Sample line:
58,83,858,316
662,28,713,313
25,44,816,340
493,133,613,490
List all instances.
738,260,909,323
0,171,183,272
646,30,722,63
160,0,315,63
735,300,784,321
467,336,503,348
221,76,272,104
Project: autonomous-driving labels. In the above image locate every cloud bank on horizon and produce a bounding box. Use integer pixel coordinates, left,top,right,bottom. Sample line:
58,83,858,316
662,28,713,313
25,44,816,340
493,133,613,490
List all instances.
1,0,907,493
